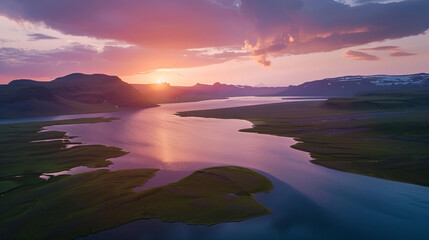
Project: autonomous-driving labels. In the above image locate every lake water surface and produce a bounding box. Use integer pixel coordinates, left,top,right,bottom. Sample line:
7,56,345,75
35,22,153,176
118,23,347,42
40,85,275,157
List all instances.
5,97,429,240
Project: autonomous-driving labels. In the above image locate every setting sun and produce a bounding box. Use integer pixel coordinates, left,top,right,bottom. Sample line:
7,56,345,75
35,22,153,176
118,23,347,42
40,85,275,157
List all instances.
156,77,166,84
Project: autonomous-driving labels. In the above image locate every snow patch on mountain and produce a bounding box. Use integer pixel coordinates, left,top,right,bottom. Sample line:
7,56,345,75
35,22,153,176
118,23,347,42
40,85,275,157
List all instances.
334,74,429,86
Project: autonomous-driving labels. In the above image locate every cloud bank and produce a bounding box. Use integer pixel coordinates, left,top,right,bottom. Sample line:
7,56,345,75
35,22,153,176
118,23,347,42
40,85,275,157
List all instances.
0,0,428,80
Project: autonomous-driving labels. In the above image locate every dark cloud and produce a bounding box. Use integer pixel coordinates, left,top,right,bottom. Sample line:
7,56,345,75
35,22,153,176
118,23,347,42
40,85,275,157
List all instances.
240,0,304,30
27,33,58,41
344,50,379,60
0,0,247,49
244,0,429,63
1,0,428,51
359,46,398,51
236,0,429,65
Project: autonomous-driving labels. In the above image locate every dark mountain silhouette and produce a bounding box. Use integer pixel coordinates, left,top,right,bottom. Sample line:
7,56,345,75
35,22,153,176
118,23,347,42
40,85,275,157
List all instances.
2,72,429,119
276,73,429,96
1,73,156,119
132,82,287,103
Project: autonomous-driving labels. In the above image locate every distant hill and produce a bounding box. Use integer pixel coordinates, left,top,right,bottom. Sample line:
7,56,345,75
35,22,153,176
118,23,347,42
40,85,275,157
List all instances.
134,73,429,103
0,73,156,119
3,72,429,119
132,82,287,103
277,73,429,96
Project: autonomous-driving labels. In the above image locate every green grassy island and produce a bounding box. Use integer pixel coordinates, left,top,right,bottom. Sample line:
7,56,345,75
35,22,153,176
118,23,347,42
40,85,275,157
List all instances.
0,118,273,240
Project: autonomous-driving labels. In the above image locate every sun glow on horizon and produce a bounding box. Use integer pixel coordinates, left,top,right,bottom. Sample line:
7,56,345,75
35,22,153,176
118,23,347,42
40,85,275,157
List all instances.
156,77,166,84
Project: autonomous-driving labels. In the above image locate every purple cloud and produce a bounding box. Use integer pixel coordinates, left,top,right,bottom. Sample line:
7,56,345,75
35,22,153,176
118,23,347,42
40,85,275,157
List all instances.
237,0,429,65
359,46,398,51
355,45,418,58
0,0,428,78
344,50,379,61
27,33,59,41
1,0,428,52
0,0,247,49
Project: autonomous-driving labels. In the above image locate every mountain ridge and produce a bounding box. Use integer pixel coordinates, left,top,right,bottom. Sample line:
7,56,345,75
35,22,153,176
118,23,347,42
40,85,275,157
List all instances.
2,72,429,119
277,73,429,96
1,73,157,119
132,82,287,103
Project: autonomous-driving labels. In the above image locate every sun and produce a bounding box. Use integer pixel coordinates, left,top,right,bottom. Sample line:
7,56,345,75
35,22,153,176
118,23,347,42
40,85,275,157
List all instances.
156,77,165,84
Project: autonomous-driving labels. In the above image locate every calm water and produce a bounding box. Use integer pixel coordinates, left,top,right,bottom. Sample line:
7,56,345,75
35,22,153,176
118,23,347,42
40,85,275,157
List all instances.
5,97,429,240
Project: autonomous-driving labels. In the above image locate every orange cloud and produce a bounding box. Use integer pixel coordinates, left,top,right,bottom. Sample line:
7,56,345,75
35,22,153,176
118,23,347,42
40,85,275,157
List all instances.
344,50,379,61
390,50,417,57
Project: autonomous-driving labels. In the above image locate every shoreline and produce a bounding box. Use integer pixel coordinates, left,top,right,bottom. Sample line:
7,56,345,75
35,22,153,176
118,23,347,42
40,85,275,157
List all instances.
178,98,429,187
0,117,274,239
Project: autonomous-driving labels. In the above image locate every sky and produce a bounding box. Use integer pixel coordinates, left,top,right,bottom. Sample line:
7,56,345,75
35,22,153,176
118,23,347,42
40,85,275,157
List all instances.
0,0,428,86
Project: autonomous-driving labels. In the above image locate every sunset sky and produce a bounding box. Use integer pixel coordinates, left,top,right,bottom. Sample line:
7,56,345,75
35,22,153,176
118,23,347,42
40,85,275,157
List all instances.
0,0,428,86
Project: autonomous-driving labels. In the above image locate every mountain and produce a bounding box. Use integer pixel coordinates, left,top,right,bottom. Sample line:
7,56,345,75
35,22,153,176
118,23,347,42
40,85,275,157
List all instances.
134,73,429,104
0,73,156,119
3,72,428,119
132,82,287,103
277,73,429,96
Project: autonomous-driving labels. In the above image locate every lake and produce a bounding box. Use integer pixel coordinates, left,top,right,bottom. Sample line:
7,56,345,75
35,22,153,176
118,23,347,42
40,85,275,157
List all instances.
5,97,429,240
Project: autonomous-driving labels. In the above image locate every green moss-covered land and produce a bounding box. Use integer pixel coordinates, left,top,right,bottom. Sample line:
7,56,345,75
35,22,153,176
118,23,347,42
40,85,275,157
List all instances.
0,117,126,194
178,91,429,187
0,118,273,240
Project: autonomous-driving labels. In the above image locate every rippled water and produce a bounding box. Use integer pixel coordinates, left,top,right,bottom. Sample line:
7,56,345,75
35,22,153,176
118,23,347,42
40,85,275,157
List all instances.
4,97,429,240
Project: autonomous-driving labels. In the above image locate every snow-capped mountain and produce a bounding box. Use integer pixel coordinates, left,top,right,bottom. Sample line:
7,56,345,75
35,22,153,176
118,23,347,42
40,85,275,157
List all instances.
278,73,429,96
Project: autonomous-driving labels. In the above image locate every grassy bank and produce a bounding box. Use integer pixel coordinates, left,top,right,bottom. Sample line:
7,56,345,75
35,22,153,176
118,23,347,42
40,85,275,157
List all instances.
0,117,126,194
178,92,429,187
0,118,273,239
1,166,273,239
